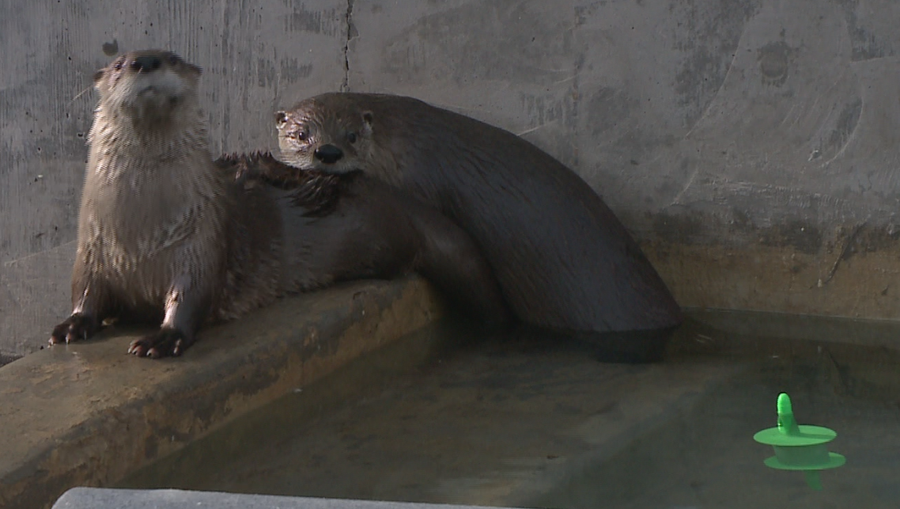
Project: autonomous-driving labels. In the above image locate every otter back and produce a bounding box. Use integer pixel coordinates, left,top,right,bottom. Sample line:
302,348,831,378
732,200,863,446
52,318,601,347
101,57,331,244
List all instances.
276,93,683,340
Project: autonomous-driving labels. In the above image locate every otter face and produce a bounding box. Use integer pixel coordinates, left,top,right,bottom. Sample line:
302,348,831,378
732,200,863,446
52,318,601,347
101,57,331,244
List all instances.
94,50,201,123
275,105,373,173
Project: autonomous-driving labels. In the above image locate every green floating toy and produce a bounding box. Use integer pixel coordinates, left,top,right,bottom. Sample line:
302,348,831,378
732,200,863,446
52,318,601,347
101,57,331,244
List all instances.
753,393,845,490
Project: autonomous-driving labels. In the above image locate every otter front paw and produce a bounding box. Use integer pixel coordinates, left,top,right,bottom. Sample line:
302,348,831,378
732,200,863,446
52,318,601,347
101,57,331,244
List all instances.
49,313,100,345
127,327,193,359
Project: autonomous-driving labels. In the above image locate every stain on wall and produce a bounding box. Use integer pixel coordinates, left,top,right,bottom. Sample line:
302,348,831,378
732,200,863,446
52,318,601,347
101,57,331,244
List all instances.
757,41,794,87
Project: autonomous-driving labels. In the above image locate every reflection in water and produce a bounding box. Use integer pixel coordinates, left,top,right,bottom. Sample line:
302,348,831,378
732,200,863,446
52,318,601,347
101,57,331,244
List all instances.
119,310,900,509
536,313,900,509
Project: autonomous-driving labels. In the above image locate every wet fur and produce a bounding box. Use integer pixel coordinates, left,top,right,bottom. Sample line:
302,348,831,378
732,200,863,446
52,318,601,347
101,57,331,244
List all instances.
276,93,683,341
51,50,240,357
216,151,350,217
219,152,511,327
51,55,509,359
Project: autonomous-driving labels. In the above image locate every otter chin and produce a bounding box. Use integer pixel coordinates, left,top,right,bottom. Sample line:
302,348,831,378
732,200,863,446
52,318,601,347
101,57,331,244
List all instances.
276,93,683,362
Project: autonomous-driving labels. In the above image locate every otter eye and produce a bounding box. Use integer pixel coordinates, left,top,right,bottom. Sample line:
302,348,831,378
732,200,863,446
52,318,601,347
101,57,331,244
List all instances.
291,130,308,142
113,58,125,71
346,132,358,144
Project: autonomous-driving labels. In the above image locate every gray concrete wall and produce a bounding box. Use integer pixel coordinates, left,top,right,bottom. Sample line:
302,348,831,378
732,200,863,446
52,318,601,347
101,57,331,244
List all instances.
3,0,900,356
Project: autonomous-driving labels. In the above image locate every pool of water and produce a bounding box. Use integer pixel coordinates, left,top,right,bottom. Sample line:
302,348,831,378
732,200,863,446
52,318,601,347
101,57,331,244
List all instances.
533,332,900,508
117,310,900,508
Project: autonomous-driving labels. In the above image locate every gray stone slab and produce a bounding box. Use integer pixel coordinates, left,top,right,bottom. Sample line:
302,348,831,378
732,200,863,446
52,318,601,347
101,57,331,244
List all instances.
53,488,514,509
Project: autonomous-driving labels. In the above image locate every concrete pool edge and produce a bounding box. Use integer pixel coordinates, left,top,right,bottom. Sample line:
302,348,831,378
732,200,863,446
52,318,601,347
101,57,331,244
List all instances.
0,277,446,509
51,488,519,509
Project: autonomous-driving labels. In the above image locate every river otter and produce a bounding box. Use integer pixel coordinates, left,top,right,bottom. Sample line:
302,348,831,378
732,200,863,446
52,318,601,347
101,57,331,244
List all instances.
49,52,507,358
220,151,511,328
275,93,683,361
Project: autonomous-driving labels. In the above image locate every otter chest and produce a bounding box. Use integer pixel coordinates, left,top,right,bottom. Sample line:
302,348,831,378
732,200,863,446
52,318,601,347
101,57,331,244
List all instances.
81,155,223,292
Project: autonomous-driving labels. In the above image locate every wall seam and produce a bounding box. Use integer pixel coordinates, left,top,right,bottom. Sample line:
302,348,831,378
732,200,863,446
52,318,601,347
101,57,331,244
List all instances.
341,0,354,91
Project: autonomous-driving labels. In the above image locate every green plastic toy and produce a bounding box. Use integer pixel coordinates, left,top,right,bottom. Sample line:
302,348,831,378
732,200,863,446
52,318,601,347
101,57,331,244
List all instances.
753,392,845,490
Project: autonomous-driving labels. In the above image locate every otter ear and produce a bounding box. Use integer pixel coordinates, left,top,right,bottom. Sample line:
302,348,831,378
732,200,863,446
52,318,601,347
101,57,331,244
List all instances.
275,111,289,130
361,111,374,136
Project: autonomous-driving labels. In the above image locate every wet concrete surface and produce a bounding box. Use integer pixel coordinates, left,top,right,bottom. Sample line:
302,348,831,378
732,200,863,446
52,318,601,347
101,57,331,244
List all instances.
0,277,445,509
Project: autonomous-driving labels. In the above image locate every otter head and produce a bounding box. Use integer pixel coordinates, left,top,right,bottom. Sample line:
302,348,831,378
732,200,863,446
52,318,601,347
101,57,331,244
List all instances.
93,50,201,126
275,102,374,174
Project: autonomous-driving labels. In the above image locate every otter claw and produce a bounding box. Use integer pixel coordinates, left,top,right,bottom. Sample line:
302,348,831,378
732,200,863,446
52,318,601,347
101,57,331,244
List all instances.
128,328,189,359
49,313,98,345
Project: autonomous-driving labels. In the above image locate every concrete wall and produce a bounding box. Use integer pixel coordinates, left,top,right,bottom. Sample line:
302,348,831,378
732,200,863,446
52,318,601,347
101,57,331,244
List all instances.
2,0,900,356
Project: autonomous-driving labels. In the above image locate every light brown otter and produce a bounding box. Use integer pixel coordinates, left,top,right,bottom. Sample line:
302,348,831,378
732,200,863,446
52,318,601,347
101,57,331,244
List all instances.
49,53,507,358
276,93,683,362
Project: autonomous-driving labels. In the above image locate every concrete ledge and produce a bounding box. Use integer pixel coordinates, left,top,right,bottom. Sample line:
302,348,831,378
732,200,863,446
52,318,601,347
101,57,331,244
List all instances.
0,277,445,509
52,488,513,509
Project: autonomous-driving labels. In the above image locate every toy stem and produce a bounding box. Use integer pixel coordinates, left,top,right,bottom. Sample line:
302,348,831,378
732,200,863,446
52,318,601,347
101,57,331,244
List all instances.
804,470,823,490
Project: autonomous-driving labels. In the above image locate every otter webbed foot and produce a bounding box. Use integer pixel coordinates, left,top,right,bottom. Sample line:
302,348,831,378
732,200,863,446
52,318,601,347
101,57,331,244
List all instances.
128,327,193,359
49,313,100,345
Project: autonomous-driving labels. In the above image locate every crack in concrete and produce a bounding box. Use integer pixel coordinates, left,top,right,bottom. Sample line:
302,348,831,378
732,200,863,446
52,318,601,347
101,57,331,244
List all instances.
341,0,354,92
818,221,866,287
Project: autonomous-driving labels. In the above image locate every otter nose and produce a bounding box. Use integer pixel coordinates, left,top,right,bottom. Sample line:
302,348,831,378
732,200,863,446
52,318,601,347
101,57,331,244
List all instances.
314,144,344,164
131,55,162,73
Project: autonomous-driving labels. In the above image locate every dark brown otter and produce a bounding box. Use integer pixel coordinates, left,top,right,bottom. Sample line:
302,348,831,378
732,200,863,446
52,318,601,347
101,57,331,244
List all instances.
275,93,683,361
219,151,511,328
49,52,507,358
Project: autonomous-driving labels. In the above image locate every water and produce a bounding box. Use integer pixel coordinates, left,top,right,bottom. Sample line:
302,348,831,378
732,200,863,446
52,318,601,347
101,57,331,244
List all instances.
534,329,900,508
117,310,900,508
